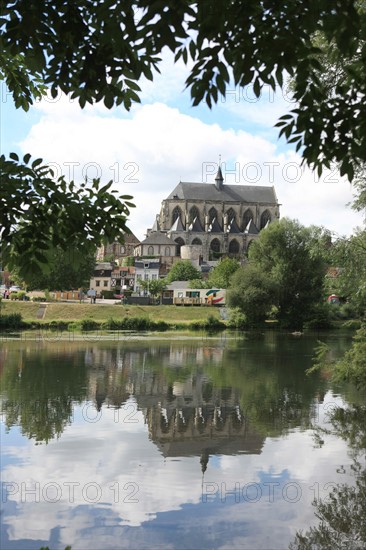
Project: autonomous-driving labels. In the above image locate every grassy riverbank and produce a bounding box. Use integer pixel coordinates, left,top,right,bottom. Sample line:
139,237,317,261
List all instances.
0,301,222,325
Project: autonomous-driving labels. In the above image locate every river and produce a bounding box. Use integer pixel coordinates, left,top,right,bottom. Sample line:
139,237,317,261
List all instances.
0,330,364,549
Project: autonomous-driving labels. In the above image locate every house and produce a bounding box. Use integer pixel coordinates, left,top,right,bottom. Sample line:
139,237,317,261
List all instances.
134,259,162,296
89,262,114,294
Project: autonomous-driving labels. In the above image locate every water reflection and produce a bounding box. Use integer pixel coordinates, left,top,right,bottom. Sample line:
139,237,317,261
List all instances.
290,405,366,549
0,332,360,550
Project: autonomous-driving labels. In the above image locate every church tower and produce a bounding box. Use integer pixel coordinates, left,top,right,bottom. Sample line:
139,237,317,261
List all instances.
215,166,224,190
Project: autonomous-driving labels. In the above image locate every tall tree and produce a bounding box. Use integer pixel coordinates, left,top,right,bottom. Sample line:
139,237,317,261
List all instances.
247,219,327,328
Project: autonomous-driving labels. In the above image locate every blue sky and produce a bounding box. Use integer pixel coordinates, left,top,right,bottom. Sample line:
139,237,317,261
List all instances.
1,51,364,239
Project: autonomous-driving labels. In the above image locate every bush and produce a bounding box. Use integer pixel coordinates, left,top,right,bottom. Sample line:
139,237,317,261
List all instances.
101,317,120,330
189,315,225,332
304,303,334,329
47,320,70,330
79,318,100,331
0,313,24,329
31,296,47,302
101,316,170,331
227,308,247,329
100,290,115,299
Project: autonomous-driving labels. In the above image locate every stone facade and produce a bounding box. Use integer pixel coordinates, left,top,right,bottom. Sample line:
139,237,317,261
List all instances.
96,231,140,263
148,168,280,261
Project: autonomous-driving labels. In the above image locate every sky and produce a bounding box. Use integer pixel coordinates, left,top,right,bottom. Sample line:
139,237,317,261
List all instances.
1,50,365,240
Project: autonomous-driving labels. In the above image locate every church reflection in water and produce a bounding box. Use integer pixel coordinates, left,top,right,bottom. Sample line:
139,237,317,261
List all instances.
1,337,322,454
84,343,265,466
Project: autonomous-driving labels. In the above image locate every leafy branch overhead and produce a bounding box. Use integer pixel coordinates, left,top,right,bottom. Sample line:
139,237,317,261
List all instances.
1,1,366,176
0,154,134,278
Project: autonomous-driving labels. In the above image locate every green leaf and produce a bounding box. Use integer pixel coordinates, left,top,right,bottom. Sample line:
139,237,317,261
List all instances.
31,158,43,169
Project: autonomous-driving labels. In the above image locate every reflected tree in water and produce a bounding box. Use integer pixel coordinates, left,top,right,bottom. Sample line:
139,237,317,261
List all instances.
290,406,366,549
1,349,87,443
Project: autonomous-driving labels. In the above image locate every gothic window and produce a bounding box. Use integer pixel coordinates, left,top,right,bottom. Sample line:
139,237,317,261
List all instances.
242,208,254,230
260,210,271,229
226,207,236,223
208,207,218,224
165,247,171,256
210,238,220,253
148,246,154,255
192,238,202,245
229,239,239,254
172,206,182,225
189,206,200,225
175,237,185,255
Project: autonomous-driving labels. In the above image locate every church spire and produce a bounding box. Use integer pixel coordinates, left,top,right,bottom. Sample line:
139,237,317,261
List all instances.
215,165,224,190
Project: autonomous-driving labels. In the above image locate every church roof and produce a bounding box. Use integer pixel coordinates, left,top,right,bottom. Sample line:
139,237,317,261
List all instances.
169,216,185,232
208,217,222,232
188,217,204,232
141,231,174,245
166,182,277,204
244,219,259,235
227,218,241,233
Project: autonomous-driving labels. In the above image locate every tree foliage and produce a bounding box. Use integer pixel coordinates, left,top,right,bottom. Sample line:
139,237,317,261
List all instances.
2,1,366,175
166,260,202,283
228,219,328,328
137,277,166,298
330,229,366,316
334,325,366,390
247,219,327,328
11,244,97,291
0,154,134,279
208,257,240,288
2,1,366,274
227,264,275,325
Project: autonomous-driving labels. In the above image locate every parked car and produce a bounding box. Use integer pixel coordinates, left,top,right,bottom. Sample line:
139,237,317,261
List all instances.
9,285,22,292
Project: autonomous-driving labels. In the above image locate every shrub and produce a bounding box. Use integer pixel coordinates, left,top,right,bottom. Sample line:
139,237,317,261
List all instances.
79,318,99,331
0,313,23,329
48,320,70,331
189,315,225,332
227,308,247,329
304,303,334,329
31,296,47,302
101,317,120,330
101,290,115,299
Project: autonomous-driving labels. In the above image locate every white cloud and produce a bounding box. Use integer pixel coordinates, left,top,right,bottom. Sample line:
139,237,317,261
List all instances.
19,94,364,241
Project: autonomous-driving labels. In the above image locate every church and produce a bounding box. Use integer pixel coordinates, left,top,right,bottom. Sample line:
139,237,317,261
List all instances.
140,167,280,263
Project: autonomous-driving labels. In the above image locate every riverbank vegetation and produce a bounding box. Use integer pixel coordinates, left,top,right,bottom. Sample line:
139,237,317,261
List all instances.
0,302,225,333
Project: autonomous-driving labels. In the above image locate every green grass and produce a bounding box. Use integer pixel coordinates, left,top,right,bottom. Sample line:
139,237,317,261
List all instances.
0,301,222,324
